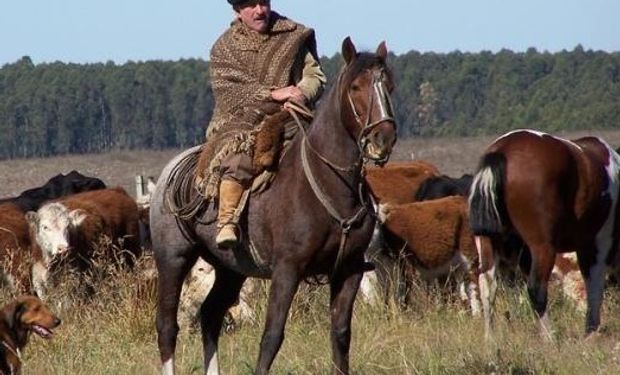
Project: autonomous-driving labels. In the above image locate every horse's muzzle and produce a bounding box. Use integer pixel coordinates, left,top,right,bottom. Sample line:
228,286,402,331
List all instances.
362,122,396,165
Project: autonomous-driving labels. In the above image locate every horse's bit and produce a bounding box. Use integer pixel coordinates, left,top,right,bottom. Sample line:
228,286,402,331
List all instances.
347,68,396,165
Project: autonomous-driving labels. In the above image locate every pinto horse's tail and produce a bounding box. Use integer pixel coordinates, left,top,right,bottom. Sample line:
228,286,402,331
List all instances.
468,152,506,272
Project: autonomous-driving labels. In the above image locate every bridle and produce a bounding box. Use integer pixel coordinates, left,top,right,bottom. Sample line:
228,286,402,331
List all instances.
285,63,396,273
346,67,396,165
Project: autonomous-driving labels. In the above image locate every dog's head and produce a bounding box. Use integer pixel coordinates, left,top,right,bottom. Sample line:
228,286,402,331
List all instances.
7,295,61,342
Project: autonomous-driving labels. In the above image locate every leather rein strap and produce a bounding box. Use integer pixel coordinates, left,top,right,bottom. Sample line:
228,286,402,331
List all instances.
286,102,369,273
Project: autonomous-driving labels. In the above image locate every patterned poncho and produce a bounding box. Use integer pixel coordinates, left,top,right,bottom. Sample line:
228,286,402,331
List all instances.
197,12,318,199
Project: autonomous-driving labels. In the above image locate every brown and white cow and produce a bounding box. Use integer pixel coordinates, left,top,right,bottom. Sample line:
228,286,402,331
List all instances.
0,203,44,292
361,160,441,305
26,187,141,295
377,195,482,314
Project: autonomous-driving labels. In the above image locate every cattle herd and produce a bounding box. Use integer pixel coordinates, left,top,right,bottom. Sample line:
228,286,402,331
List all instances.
2,129,620,372
0,172,154,294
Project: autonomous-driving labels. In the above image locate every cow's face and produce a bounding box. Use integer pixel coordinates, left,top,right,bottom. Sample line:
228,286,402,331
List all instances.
26,203,86,263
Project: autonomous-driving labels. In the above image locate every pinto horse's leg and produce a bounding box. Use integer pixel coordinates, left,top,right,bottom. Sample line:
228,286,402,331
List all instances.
474,235,498,341
576,248,607,335
200,267,246,375
526,243,556,341
155,247,198,375
254,265,300,375
479,265,497,341
329,257,364,375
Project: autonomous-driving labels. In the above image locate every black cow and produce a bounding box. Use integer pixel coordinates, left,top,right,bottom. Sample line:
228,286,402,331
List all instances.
0,171,106,212
414,174,473,201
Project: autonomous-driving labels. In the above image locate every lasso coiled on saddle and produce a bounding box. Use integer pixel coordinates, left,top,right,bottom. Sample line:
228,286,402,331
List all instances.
164,147,211,223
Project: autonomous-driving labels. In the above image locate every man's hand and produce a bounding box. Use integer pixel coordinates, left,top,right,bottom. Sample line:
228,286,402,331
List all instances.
271,85,305,104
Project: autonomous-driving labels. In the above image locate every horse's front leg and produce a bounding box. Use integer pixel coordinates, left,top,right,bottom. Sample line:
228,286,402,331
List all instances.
255,264,300,375
329,256,364,375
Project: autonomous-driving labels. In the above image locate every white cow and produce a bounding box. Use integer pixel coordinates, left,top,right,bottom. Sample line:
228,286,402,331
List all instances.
179,258,257,331
26,187,141,297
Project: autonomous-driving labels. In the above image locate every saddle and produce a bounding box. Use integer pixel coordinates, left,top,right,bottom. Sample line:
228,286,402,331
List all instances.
167,104,310,222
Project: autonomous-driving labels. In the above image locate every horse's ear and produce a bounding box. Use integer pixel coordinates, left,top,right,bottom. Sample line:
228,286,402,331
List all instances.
342,37,357,65
376,41,388,60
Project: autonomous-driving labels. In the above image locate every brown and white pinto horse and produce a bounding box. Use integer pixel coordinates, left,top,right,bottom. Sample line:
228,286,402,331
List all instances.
469,129,620,339
151,38,396,375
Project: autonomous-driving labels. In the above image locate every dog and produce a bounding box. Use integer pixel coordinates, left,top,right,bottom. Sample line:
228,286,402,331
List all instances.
0,296,61,374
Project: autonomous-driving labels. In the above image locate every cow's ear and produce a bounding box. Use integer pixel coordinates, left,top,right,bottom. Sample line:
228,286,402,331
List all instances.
25,211,39,226
377,203,391,223
69,209,87,227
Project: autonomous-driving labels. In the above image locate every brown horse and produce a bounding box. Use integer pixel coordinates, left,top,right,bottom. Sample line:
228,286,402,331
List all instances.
468,129,620,340
151,37,397,375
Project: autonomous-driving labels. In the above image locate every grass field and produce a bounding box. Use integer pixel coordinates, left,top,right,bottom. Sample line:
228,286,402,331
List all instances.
5,263,620,375
2,130,620,374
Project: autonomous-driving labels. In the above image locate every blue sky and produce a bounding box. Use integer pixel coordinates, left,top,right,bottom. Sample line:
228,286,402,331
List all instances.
1,0,618,66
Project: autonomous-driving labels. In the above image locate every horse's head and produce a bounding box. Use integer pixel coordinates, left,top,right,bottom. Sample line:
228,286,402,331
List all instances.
339,37,397,165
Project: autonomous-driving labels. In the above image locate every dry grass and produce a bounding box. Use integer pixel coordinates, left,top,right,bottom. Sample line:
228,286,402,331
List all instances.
2,130,620,374
3,264,620,374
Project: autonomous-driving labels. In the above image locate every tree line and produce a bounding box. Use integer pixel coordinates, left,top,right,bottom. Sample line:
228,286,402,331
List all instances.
0,45,619,159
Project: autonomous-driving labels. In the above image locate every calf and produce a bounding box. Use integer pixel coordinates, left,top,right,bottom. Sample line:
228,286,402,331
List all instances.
412,173,588,313
25,187,141,295
378,196,482,314
365,160,440,204
361,160,441,305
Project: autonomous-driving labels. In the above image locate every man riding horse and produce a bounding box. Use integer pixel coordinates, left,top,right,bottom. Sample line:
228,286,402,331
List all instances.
199,0,327,247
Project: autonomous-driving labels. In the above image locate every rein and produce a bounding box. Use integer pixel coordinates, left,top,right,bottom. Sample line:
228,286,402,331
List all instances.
286,101,358,173
286,102,370,272
285,66,395,272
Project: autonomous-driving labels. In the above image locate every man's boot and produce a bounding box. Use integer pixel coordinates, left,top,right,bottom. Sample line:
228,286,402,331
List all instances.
216,179,245,247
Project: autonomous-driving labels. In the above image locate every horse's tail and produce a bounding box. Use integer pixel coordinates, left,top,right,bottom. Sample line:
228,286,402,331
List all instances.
468,152,506,272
